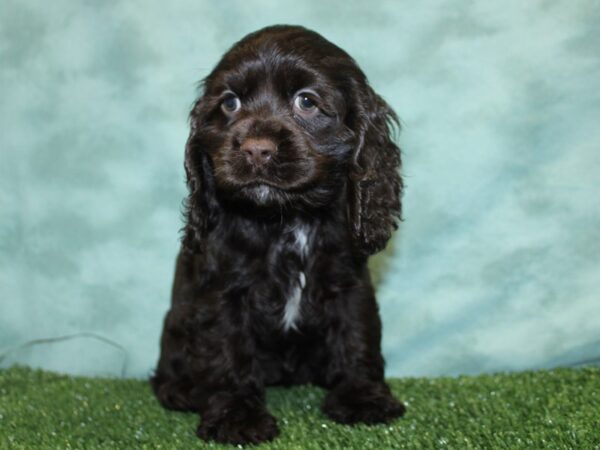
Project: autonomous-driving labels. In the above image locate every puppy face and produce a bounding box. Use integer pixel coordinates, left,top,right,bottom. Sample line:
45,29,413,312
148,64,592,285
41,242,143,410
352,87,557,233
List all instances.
190,27,362,208
183,26,402,256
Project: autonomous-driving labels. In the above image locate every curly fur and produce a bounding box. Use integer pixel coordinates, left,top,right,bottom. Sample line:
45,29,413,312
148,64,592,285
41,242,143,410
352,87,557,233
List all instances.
151,25,405,445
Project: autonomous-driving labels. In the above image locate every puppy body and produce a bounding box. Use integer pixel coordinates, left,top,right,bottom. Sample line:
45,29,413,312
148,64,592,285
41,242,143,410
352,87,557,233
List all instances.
151,25,405,445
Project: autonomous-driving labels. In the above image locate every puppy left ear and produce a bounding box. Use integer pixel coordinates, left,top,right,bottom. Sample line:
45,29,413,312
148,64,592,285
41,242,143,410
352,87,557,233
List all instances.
181,98,220,254
347,85,403,257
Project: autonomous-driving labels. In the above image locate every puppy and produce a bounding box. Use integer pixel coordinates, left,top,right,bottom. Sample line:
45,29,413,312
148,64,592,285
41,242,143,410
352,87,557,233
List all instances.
151,25,405,445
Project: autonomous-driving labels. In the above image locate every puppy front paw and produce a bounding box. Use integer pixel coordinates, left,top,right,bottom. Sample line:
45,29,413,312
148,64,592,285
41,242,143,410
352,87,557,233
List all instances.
323,381,406,425
197,393,279,445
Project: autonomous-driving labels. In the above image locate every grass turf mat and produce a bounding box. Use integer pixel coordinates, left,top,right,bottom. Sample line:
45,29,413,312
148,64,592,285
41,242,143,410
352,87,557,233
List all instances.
0,366,598,449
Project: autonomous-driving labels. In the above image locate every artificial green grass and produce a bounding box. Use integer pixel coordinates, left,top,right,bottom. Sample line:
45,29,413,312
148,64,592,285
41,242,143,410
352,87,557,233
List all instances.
0,366,598,449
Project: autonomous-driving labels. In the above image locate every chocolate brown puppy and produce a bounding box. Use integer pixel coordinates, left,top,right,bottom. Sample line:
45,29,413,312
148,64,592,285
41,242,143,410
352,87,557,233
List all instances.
151,25,405,445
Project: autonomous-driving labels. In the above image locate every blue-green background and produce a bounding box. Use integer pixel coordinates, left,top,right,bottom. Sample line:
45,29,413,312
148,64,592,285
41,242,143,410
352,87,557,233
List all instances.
1,0,599,378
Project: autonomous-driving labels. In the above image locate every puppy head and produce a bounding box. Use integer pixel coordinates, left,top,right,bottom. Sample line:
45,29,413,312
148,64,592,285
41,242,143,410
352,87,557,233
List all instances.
183,25,402,256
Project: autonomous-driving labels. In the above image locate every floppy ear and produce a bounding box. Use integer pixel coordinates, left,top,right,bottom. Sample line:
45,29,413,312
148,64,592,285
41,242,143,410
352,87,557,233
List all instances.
347,85,403,257
181,99,220,254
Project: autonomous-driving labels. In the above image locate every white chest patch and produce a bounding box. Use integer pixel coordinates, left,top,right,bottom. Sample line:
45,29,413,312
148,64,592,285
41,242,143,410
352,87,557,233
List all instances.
294,226,309,257
282,271,305,331
282,227,309,331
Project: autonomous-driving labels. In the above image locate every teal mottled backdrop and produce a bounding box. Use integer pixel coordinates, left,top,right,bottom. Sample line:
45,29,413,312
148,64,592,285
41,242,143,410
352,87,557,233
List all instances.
1,0,599,378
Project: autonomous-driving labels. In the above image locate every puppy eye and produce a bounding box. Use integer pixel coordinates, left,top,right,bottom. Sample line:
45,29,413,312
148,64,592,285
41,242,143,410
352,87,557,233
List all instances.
221,95,241,115
293,93,319,116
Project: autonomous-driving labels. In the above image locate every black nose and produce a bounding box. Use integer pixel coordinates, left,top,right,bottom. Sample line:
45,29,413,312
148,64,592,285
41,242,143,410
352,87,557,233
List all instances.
240,138,277,166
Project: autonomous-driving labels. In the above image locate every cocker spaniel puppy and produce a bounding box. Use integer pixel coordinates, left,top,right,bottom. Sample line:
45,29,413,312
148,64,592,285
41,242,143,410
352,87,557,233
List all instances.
151,25,405,445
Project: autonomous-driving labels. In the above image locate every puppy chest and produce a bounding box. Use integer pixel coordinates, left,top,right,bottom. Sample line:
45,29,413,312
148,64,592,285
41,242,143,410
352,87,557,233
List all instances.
269,225,312,332
282,270,306,331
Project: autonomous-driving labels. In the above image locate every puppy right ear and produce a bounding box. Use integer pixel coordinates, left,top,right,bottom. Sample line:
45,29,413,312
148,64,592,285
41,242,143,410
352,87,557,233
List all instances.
181,99,219,254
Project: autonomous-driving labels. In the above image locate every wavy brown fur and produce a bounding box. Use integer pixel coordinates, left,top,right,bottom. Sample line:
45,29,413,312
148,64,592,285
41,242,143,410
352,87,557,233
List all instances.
151,25,404,445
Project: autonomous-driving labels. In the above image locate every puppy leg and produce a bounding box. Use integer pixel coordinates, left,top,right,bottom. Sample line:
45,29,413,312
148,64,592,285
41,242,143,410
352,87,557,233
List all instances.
323,377,405,424
151,307,197,412
153,304,278,444
321,290,405,425
150,370,196,412
194,359,279,444
197,388,279,445
191,327,279,444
